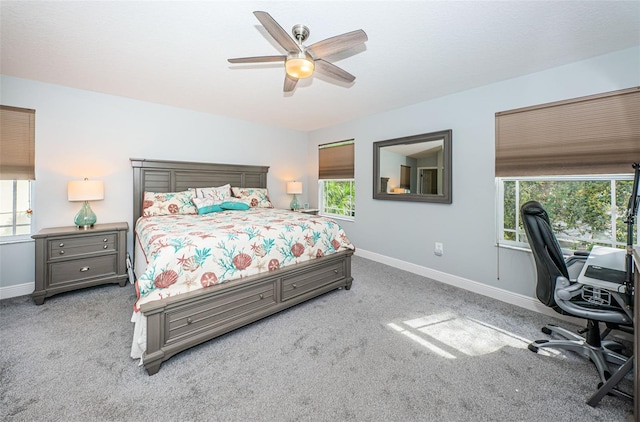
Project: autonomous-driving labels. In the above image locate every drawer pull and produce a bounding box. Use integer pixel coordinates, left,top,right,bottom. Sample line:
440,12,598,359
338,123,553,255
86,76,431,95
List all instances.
186,318,193,325
334,269,339,274
103,245,108,249
59,250,65,255
59,243,64,247
103,238,108,242
80,267,90,272
259,294,264,299
292,284,297,289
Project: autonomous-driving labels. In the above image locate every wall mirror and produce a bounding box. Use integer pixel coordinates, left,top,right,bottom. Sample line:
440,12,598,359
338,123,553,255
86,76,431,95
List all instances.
373,129,452,203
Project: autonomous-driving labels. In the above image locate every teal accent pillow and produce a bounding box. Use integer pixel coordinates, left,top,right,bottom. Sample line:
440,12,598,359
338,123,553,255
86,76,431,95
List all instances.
197,204,223,215
220,200,250,211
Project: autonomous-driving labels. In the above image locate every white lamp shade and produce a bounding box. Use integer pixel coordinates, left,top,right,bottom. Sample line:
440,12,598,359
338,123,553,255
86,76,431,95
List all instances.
286,181,302,194
68,180,104,202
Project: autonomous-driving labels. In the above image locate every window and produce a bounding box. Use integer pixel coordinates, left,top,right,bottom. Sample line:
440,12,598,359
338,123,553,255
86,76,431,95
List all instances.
319,179,355,218
0,180,32,237
318,140,355,220
495,88,640,252
1,105,36,239
497,175,637,251
400,165,410,189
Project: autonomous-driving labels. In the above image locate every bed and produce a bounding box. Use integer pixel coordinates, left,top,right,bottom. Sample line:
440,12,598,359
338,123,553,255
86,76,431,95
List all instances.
129,158,354,375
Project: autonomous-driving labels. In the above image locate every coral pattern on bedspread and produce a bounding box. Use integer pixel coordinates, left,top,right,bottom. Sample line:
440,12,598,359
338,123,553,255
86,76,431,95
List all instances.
134,209,354,310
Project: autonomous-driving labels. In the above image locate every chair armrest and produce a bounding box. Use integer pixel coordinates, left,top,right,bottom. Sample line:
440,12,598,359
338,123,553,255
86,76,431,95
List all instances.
555,276,583,301
554,276,633,325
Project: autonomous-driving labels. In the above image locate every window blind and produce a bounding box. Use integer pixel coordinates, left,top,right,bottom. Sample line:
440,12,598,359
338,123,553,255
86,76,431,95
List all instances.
495,87,640,177
1,105,36,180
319,140,354,179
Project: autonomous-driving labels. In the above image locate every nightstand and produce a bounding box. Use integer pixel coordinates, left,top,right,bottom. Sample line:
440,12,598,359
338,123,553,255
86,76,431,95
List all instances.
295,208,319,215
32,222,129,305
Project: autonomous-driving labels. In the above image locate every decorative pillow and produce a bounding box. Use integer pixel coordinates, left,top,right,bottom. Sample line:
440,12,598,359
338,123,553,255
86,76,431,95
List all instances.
191,197,224,215
220,200,251,211
231,187,274,208
142,191,197,216
192,184,231,202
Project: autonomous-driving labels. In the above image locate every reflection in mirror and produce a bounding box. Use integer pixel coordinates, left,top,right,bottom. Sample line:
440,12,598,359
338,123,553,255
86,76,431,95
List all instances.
373,130,452,203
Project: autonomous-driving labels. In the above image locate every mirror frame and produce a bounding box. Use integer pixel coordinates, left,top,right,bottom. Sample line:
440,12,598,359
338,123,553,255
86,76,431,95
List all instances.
373,129,452,203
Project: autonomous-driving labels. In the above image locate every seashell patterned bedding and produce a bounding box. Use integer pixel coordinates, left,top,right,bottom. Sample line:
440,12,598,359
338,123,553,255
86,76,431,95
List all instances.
133,209,355,310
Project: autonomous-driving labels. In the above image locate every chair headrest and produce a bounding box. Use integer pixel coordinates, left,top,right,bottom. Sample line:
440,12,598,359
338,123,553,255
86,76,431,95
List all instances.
521,200,548,220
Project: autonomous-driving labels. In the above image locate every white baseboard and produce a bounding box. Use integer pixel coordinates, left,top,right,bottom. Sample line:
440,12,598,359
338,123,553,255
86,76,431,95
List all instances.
354,248,581,324
0,282,34,300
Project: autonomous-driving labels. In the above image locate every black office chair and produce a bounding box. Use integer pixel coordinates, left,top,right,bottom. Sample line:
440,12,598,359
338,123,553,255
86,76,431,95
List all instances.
520,201,633,387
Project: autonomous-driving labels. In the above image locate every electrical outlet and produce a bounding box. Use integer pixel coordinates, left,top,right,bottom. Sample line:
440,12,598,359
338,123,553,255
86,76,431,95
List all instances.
434,242,443,256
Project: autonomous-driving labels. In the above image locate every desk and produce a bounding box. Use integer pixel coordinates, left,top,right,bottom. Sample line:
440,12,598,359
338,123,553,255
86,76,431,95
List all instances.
579,246,635,411
633,247,639,421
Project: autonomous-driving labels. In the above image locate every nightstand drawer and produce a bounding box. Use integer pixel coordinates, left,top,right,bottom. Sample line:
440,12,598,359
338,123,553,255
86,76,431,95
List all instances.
49,234,116,259
50,255,117,286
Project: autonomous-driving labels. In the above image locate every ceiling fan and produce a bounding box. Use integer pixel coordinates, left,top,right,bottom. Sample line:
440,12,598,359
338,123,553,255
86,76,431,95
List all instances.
228,11,368,92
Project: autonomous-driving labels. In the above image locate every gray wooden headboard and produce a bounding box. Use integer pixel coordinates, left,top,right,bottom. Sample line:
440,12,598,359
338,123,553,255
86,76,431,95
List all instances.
130,158,269,223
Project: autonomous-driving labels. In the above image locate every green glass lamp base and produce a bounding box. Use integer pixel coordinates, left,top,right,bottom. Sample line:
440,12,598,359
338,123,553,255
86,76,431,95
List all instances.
74,201,97,229
290,194,300,211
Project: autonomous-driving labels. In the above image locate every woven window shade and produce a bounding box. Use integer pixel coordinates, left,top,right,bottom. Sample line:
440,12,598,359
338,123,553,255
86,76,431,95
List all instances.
319,140,354,179
495,87,640,177
1,105,36,180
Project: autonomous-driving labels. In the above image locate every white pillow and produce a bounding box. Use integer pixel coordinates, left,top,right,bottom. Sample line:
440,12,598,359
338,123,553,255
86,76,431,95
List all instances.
192,184,231,202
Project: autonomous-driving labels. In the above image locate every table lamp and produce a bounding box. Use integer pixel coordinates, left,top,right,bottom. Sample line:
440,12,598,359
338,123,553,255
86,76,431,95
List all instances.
286,181,302,211
68,178,104,229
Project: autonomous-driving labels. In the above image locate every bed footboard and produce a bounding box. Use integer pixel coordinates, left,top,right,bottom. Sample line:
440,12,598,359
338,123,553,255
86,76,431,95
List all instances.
141,250,353,375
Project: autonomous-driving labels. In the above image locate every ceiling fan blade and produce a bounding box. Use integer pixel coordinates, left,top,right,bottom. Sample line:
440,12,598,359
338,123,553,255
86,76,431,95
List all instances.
314,59,356,83
253,11,302,53
306,29,368,59
284,74,298,92
228,55,286,64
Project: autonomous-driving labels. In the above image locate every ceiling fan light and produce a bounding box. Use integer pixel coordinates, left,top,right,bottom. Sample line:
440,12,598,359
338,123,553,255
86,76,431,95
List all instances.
285,56,315,79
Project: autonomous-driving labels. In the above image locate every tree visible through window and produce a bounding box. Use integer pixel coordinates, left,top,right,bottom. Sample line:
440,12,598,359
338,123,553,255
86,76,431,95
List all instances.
320,179,355,218
498,176,635,251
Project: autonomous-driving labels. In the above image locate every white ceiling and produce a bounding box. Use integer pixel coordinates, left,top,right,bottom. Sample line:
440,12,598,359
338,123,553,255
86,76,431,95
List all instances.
1,1,639,132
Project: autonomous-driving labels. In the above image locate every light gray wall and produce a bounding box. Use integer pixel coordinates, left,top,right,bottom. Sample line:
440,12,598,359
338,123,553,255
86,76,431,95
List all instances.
0,76,309,292
307,46,640,299
2,46,638,300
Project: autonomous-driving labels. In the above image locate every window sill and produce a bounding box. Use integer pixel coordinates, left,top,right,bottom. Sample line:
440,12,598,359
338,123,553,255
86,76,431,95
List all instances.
496,242,531,253
497,241,582,258
0,235,34,245
320,213,355,223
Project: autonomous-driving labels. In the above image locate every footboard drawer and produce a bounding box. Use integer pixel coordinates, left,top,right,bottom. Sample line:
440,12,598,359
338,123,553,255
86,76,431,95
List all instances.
281,259,345,301
165,279,277,343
